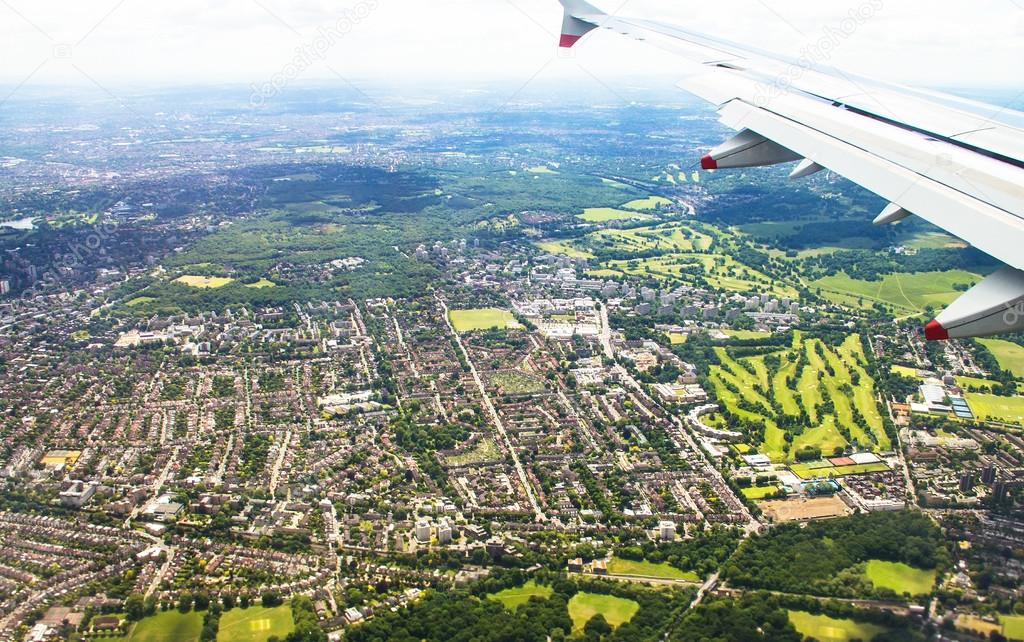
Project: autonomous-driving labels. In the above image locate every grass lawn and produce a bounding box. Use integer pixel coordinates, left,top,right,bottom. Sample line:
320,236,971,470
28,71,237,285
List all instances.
174,275,235,289
216,605,293,642
864,560,936,596
892,365,919,378
606,557,700,581
956,376,998,392
788,610,888,642
490,580,554,610
978,338,1024,378
813,270,981,313
245,278,276,289
790,462,889,479
536,240,595,259
721,330,772,340
445,437,501,465
1002,615,1024,640
124,610,203,642
127,296,157,306
526,165,557,174
622,196,672,210
742,485,783,500
965,393,1024,425
577,207,653,223
449,308,522,332
567,592,639,634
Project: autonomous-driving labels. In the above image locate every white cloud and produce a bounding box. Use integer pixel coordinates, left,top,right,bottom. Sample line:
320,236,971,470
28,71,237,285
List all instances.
0,0,1020,93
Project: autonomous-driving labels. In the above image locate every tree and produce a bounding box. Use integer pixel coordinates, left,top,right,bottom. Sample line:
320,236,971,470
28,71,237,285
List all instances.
125,594,145,621
584,614,612,638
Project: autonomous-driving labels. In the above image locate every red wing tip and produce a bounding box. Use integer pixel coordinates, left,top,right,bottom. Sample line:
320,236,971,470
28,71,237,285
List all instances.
924,320,949,341
559,34,583,48
700,155,718,170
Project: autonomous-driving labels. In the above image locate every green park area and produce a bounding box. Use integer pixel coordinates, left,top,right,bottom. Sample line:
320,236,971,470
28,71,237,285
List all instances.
567,592,639,634
1002,615,1024,640
174,275,236,289
604,252,794,298
741,485,784,499
606,557,700,581
978,338,1024,378
244,278,277,289
790,461,889,479
864,560,936,596
708,332,889,461
812,270,981,314
216,605,294,642
623,196,673,210
577,207,653,223
590,223,712,254
491,371,546,394
449,308,522,332
121,610,202,642
535,240,595,259
489,580,554,610
964,392,1024,424
788,610,888,642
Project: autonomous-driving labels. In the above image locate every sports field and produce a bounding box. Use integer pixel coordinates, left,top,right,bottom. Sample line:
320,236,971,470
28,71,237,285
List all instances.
606,557,700,581
790,462,890,479
978,338,1024,378
788,610,888,642
964,393,1024,425
741,485,783,500
590,224,709,253
812,270,981,314
864,560,936,596
174,275,235,289
708,333,888,461
449,308,522,332
759,496,851,522
577,207,653,223
124,610,202,642
490,580,554,610
216,605,293,642
567,592,639,634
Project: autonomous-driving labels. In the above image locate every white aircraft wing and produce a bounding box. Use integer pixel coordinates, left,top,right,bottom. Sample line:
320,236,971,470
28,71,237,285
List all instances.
558,0,1024,340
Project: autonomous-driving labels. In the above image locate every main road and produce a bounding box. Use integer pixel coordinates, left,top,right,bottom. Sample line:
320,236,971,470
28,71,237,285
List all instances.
437,296,544,522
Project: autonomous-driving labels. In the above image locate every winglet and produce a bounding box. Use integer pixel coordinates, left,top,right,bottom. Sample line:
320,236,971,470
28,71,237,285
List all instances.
559,0,602,48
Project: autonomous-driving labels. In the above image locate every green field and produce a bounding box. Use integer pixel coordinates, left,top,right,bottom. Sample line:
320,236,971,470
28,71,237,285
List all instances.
1003,615,1024,640
449,308,522,332
709,333,888,461
445,437,501,466
790,462,889,479
536,240,595,259
174,275,236,289
864,560,936,596
567,592,639,634
577,207,654,223
606,557,700,581
622,196,672,210
813,270,982,314
978,338,1024,378
964,392,1024,425
788,610,888,642
244,278,277,289
123,610,202,642
742,485,784,500
127,296,157,307
490,580,554,610
216,605,293,642
892,365,919,378
526,165,557,174
605,252,795,298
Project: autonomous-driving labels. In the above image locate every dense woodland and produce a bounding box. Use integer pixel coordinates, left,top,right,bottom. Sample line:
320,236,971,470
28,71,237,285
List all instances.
724,512,948,599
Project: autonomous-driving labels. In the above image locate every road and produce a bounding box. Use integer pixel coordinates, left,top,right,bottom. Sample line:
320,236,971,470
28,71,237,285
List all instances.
437,295,545,522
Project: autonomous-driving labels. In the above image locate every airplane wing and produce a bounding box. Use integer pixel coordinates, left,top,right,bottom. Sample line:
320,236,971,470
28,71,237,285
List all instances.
557,0,1024,341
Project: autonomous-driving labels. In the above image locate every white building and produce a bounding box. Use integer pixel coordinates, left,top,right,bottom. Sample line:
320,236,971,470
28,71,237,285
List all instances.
658,520,676,541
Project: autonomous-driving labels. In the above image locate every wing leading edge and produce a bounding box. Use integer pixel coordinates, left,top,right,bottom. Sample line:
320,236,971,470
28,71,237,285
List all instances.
556,0,1024,340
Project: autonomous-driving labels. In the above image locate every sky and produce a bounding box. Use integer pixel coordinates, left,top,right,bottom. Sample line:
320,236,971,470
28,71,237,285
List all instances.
0,0,1021,98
